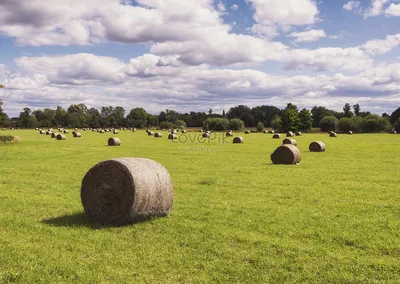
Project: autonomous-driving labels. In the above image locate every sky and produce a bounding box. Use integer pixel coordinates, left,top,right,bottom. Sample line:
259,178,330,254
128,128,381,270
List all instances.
0,0,399,117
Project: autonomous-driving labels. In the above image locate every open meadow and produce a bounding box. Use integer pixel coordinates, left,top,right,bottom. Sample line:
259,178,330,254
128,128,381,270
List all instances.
0,129,399,283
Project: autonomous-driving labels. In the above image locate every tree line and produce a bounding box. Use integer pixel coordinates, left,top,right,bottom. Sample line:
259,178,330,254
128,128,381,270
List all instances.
0,99,399,133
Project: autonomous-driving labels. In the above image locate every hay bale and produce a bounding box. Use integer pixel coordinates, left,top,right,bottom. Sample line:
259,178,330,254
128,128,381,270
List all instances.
282,138,297,146
286,131,294,137
81,158,174,225
330,132,337,137
181,130,187,133
113,130,119,134
108,137,121,146
244,130,250,134
168,134,177,140
309,141,326,152
74,128,78,131
269,130,275,134
51,132,59,138
133,128,137,132
273,133,281,139
263,130,268,134
199,129,203,132
64,130,69,134
347,131,353,135
73,132,82,138
46,131,52,135
391,129,397,134
295,132,302,136
40,130,45,134
154,133,162,138
226,131,233,137
147,131,155,136
2,128,5,131
57,134,66,140
100,130,105,133
233,136,244,144
202,133,210,138
271,144,301,165
171,130,178,134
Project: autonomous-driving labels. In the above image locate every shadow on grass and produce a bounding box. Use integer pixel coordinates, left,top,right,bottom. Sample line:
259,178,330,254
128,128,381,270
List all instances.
41,212,96,229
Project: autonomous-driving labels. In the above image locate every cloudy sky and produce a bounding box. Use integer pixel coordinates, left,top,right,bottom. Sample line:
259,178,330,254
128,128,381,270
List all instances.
0,0,399,116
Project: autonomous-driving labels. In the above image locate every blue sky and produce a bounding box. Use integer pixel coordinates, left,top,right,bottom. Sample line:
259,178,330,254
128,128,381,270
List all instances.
0,0,399,116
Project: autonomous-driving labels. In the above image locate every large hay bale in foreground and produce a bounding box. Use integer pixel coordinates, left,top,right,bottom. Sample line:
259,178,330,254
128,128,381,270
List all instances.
309,141,326,152
271,144,301,165
282,138,297,146
57,134,66,140
154,133,162,138
108,137,121,146
81,158,174,225
168,134,177,140
286,131,294,137
273,133,281,139
233,136,244,144
73,132,82,138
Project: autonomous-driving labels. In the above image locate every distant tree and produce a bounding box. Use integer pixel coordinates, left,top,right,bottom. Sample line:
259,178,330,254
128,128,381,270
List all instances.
271,116,282,131
147,114,159,127
228,118,244,130
393,118,400,133
159,111,167,122
311,106,336,127
176,120,186,129
353,103,361,117
0,99,10,126
281,103,300,132
343,103,353,118
159,121,174,130
251,105,281,127
256,122,264,132
382,113,389,118
166,109,179,124
208,109,213,115
298,108,312,132
203,117,229,131
319,116,338,132
18,108,37,128
390,107,400,124
360,114,391,133
126,108,148,128
240,111,256,127
227,105,251,119
338,117,362,133
87,108,101,128
55,106,68,127
67,103,88,127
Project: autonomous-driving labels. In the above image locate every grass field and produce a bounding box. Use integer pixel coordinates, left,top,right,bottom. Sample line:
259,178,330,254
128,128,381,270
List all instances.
1,129,399,283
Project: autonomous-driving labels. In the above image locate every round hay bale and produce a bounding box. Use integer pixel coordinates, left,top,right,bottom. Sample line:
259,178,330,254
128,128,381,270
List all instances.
282,138,297,146
108,137,121,146
64,130,69,134
2,128,5,131
273,133,281,139
172,130,178,134
244,130,250,134
168,134,177,140
199,129,203,132
51,132,59,138
46,131,52,135
233,136,244,144
269,130,275,134
330,132,337,137
147,131,154,136
40,130,45,134
263,130,268,134
133,128,137,132
146,129,149,133
286,131,294,137
100,130,105,133
309,141,326,152
57,134,66,140
154,133,162,138
81,158,174,225
181,130,187,133
391,129,397,134
271,144,301,165
226,131,233,137
73,132,82,138
295,132,302,136
347,131,353,135
202,133,210,138
113,130,119,134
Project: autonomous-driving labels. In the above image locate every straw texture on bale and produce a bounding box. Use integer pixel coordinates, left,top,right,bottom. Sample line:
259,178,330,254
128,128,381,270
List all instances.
202,133,210,138
108,137,121,146
226,131,233,137
330,132,337,137
244,130,250,134
168,134,177,140
271,144,301,165
57,134,66,140
273,133,281,139
81,158,174,225
233,136,244,144
73,132,82,138
282,138,297,146
309,141,326,152
286,131,294,137
154,133,162,138
295,132,302,136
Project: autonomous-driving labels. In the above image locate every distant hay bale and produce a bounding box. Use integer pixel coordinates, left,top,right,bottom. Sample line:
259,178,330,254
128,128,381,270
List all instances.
64,130,69,134
329,131,334,135
146,129,149,133
51,132,59,138
57,134,66,140
0,135,21,144
226,131,233,137
40,130,45,134
2,128,5,131
269,130,275,134
73,132,82,138
172,130,178,134
13,136,21,143
295,132,302,136
271,144,301,165
181,130,187,133
154,133,162,138
286,131,294,137
233,136,244,144
81,158,174,225
133,128,137,132
282,138,297,146
202,133,210,138
46,131,52,135
113,130,119,134
263,130,268,134
244,130,250,134
330,132,337,137
148,131,155,136
273,133,281,139
168,134,177,140
309,141,326,152
108,137,121,146
391,129,397,134
199,129,203,132
347,131,353,135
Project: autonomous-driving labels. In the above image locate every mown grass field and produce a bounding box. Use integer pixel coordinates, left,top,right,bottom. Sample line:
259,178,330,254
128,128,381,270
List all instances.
0,129,399,283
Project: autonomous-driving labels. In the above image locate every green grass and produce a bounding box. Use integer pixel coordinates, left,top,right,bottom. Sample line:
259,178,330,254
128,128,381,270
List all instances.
0,129,399,283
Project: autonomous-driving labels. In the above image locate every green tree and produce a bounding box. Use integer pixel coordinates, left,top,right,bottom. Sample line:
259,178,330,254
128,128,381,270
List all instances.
203,118,229,131
360,114,391,133
390,107,400,125
281,103,300,132
240,111,255,127
251,105,281,127
227,105,251,119
256,122,264,132
176,120,186,129
55,106,68,127
343,103,354,118
147,114,159,127
126,108,148,128
228,118,244,130
319,116,338,132
271,116,282,131
353,103,360,117
18,108,37,128
0,99,9,126
311,106,337,127
298,108,312,132
87,108,101,128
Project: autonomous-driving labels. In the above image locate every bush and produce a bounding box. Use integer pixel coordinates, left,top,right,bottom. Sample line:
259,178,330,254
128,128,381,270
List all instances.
228,118,244,131
319,116,338,132
159,121,174,130
203,118,229,131
338,117,362,133
360,114,391,133
175,120,186,129
256,122,265,132
271,116,282,131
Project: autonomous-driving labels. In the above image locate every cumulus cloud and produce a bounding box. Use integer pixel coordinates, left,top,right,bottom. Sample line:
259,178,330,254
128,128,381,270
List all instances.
386,3,400,16
364,0,390,18
231,4,239,11
343,1,361,11
361,34,400,55
287,29,327,43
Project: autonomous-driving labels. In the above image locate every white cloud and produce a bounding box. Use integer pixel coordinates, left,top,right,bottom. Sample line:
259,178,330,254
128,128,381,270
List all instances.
343,1,361,11
386,3,400,16
231,4,239,11
361,34,400,55
250,24,279,39
288,29,327,43
364,0,389,18
217,0,226,12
